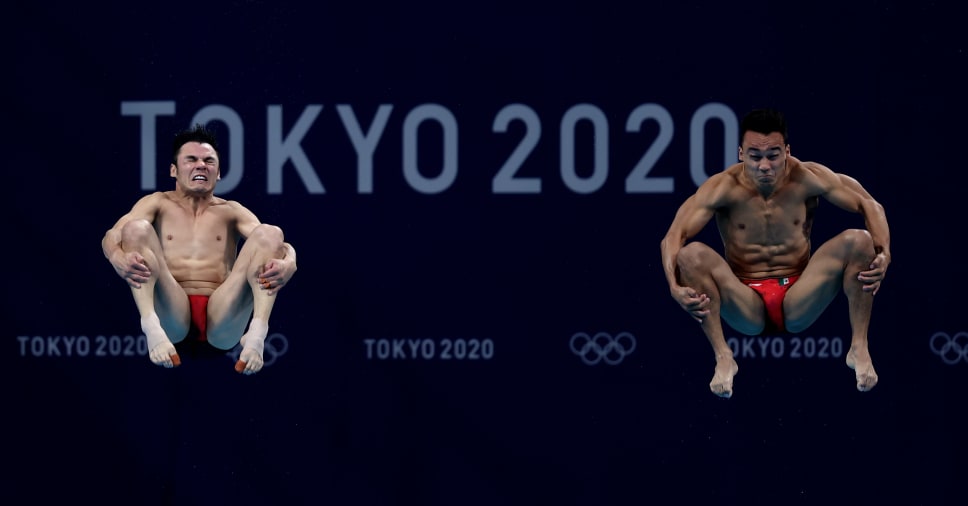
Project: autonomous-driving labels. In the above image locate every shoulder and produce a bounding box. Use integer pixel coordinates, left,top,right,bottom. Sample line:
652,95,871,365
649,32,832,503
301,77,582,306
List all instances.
216,198,260,221
116,192,169,223
131,191,168,209
795,158,833,176
695,164,744,203
790,158,842,192
141,191,168,202
216,198,248,212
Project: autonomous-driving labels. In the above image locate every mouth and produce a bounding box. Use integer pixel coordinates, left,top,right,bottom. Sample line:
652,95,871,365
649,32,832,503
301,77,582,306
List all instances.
191,175,208,181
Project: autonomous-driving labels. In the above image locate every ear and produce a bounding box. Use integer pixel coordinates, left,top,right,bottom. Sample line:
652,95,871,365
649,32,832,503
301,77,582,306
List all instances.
737,146,743,162
170,163,177,178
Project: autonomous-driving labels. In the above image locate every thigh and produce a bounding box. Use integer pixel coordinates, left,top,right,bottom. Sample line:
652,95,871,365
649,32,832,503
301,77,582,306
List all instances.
783,238,850,328
205,268,254,341
153,269,191,340
717,268,768,336
682,243,767,335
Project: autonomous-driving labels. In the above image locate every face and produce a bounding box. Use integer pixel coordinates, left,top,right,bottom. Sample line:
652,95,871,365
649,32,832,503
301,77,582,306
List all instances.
170,142,220,194
738,131,789,188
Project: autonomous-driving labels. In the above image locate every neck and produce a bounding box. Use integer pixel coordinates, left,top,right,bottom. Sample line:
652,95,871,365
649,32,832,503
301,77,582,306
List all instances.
173,187,214,211
757,183,777,199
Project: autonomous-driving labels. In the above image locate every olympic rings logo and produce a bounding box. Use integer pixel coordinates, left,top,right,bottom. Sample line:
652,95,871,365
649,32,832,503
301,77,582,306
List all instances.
929,332,968,365
228,332,289,367
569,332,636,366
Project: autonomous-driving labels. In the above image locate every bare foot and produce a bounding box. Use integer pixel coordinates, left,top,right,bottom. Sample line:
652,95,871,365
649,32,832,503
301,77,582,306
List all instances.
148,341,180,368
709,355,739,398
236,319,268,375
846,346,878,392
141,314,180,368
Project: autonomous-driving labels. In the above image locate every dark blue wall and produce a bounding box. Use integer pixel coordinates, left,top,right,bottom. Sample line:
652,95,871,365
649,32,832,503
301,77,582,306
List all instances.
9,1,966,504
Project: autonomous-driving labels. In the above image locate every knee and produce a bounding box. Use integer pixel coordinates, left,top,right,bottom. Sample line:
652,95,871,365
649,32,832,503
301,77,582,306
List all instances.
120,219,155,244
676,242,713,274
785,318,810,335
249,224,284,250
842,229,875,260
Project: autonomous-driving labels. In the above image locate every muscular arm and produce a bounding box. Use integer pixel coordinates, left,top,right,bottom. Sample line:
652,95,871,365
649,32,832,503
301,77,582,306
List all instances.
804,162,892,294
102,193,163,285
102,193,160,258
660,173,729,290
833,173,891,258
806,163,891,259
232,201,297,291
232,202,296,262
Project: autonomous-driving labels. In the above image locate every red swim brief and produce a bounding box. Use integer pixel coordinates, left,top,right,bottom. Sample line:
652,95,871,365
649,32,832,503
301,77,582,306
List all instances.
187,295,209,342
739,276,799,334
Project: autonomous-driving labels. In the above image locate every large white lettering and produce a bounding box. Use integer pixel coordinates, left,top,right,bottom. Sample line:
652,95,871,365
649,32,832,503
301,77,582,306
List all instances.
337,104,393,194
192,105,245,194
122,101,739,196
268,104,326,194
560,103,609,194
690,102,738,187
402,104,459,194
120,101,176,191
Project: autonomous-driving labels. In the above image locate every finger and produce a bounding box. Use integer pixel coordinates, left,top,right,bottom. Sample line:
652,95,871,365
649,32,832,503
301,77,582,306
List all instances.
235,359,246,373
171,353,181,367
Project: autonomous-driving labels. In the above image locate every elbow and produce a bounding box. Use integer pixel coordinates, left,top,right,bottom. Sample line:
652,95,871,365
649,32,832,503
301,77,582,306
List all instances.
660,231,682,253
861,198,886,217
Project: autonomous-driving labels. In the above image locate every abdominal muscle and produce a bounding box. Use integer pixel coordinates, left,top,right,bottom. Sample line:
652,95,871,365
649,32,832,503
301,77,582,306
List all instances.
726,240,809,279
166,257,230,297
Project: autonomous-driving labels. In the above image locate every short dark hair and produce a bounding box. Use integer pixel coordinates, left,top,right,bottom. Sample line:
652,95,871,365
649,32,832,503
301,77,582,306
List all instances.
740,109,788,145
172,123,219,164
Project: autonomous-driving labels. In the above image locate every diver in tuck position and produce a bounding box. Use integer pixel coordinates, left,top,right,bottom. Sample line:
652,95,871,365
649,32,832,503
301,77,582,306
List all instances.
660,108,890,397
102,124,297,374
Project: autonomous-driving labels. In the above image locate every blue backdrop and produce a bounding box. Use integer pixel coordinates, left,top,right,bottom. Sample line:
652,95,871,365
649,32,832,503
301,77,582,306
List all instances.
8,1,966,504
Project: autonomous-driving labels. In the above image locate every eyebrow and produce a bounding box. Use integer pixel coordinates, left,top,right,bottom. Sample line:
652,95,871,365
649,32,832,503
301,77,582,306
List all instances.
746,147,783,153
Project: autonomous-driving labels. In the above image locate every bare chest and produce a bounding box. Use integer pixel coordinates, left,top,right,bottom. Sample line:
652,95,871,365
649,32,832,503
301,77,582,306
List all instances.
155,206,237,255
717,193,811,245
